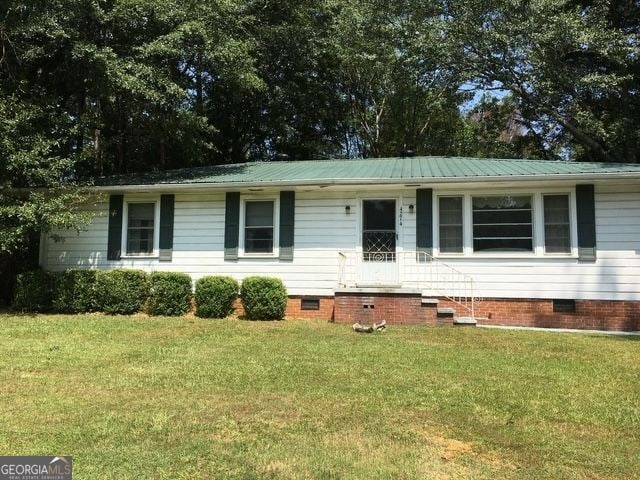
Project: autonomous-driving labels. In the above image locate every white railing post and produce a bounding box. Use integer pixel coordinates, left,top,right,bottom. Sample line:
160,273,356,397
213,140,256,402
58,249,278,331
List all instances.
337,252,346,287
338,250,478,318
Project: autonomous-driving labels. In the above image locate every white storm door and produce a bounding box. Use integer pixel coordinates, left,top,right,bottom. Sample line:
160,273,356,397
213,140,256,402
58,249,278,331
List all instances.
359,199,399,286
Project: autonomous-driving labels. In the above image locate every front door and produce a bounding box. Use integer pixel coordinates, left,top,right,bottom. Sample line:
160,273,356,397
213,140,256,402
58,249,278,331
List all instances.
359,199,399,286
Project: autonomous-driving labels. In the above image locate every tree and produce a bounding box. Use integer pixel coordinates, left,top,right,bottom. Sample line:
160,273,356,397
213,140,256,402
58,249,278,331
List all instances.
205,0,348,162
0,0,258,254
330,0,470,157
448,0,640,162
0,95,93,254
457,94,547,159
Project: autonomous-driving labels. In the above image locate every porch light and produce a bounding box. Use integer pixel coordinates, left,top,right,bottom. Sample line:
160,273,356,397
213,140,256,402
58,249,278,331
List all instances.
408,204,414,213
345,205,351,214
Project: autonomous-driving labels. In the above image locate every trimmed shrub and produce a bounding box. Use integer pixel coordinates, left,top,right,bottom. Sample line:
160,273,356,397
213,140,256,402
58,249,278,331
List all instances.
53,269,98,313
147,272,193,316
195,276,239,318
240,276,288,320
13,270,56,312
95,269,149,315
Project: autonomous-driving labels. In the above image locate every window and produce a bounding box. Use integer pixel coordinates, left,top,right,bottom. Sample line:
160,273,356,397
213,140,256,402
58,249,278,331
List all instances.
436,192,575,257
553,299,576,313
472,196,533,252
301,297,320,310
244,200,275,254
439,196,463,253
126,202,155,255
544,195,571,253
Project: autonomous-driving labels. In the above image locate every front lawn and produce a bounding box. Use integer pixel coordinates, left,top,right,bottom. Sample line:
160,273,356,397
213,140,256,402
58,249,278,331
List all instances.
0,315,638,479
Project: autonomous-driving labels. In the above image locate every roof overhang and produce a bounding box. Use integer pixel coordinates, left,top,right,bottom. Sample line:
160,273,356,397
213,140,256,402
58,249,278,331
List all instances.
95,171,640,192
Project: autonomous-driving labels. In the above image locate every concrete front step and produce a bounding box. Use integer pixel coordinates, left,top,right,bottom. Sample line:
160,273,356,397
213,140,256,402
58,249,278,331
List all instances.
436,307,455,317
453,316,477,326
421,297,439,305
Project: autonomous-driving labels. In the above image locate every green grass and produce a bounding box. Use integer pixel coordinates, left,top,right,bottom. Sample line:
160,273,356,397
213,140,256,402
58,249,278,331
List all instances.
1,315,638,479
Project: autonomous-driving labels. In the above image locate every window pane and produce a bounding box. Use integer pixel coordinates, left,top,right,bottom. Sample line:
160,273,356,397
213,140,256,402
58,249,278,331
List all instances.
474,224,533,238
245,201,274,227
245,227,274,253
439,197,463,253
127,228,154,254
363,200,395,231
440,226,463,252
472,195,532,252
473,209,532,225
474,238,533,251
245,201,274,253
127,203,155,254
544,195,570,253
128,203,155,228
473,196,532,210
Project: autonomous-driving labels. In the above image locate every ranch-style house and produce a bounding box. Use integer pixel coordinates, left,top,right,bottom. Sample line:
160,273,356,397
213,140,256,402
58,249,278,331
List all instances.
39,156,640,331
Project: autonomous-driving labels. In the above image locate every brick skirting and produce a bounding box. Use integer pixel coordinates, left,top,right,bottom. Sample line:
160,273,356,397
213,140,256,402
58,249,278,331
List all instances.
329,293,639,331
230,294,639,331
286,296,336,320
333,292,431,325
466,298,640,331
233,296,335,320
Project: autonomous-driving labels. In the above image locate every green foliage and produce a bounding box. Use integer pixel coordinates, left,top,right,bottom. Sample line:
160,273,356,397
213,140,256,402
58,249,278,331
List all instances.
194,276,239,319
1,0,638,260
0,1,251,253
53,269,99,313
95,270,149,315
12,270,56,312
240,276,288,321
448,0,640,162
147,272,193,316
456,95,544,159
330,0,469,158
0,96,94,254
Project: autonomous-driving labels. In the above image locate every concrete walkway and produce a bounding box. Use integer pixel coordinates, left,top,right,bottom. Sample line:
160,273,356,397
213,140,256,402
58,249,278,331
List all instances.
477,324,640,336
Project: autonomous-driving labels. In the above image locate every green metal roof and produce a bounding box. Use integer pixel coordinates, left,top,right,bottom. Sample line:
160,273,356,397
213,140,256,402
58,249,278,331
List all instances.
97,156,640,188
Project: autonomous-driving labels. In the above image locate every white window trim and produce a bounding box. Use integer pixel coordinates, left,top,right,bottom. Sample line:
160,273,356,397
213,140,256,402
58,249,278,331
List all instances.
435,194,465,256
541,192,577,256
121,198,161,259
239,195,279,258
433,189,578,259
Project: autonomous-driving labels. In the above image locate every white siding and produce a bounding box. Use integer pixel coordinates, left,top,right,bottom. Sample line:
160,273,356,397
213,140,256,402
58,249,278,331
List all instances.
415,183,640,301
43,183,640,301
44,190,361,296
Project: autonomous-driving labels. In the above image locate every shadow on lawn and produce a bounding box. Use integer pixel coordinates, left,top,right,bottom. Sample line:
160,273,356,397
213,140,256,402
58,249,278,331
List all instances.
601,334,640,342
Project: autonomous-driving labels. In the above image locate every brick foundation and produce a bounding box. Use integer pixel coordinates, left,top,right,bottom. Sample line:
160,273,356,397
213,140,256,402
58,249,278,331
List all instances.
232,296,335,320
285,296,335,320
333,292,446,325
331,293,640,331
467,298,640,331
233,294,639,331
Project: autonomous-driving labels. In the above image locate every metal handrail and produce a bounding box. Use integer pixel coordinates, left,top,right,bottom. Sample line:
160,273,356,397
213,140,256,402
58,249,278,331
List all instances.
337,249,478,318
337,252,348,287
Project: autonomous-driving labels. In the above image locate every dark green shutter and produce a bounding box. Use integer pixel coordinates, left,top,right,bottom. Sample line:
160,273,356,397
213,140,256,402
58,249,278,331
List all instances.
224,192,240,260
107,194,123,260
159,194,175,261
576,184,597,261
279,191,295,261
416,188,433,257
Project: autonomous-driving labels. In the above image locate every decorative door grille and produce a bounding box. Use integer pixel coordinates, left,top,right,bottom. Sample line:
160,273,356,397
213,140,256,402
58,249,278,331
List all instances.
362,230,396,262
